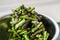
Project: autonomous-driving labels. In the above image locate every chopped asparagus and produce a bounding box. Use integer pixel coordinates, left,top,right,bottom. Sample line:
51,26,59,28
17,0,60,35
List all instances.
15,19,25,29
0,5,50,40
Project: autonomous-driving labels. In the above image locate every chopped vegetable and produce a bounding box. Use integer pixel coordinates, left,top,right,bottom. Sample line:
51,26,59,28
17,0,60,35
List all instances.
15,19,25,29
23,35,30,40
32,22,42,32
0,5,49,40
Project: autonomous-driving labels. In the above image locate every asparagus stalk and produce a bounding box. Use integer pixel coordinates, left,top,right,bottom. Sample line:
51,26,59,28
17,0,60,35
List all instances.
32,22,42,32
15,19,25,29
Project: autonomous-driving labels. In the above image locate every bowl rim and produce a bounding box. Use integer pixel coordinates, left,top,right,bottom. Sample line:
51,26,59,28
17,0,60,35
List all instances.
39,13,59,40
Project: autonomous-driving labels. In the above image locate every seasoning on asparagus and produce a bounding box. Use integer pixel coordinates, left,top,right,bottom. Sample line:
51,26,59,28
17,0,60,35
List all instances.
31,28,45,38
0,5,49,40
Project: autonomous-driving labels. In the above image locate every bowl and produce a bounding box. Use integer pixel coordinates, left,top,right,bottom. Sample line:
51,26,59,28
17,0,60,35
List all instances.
39,13,59,40
0,12,59,40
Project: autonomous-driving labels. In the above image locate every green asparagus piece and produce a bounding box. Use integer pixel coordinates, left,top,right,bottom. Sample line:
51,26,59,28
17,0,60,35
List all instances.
32,22,42,32
20,15,37,21
20,30,27,35
17,30,22,33
36,34,43,40
23,35,30,40
8,29,13,33
43,31,49,40
15,19,25,29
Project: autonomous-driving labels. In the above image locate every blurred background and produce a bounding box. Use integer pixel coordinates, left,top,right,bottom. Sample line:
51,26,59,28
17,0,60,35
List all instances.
0,0,60,22
0,0,60,40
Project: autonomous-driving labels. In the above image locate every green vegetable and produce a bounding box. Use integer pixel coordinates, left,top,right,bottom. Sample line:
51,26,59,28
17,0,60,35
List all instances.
36,34,43,40
8,29,13,33
15,19,25,29
20,15,37,21
12,27,21,39
17,30,22,33
23,35,30,40
32,22,42,32
28,7,35,12
43,31,49,40
0,22,8,28
20,15,28,19
0,5,49,40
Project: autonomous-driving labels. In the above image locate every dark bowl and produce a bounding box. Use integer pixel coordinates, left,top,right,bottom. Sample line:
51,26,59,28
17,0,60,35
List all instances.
0,13,59,40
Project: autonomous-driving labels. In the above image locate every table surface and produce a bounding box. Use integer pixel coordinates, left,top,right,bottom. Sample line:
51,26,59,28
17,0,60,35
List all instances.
0,0,60,22
57,22,60,40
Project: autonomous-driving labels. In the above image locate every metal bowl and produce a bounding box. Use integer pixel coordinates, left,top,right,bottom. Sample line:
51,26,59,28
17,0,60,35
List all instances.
0,12,59,40
40,13,59,40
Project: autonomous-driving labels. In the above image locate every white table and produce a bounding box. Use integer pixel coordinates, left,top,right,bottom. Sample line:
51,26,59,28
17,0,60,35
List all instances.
0,0,60,22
